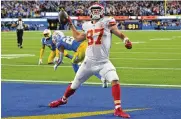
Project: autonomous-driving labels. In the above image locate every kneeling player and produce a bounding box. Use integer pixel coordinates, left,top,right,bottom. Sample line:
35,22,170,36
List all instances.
52,30,108,88
38,29,72,65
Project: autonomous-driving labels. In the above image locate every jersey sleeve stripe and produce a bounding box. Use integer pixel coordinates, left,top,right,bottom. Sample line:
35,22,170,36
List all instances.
109,21,116,25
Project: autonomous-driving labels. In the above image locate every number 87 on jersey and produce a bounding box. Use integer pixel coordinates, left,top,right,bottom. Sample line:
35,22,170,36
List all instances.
87,28,104,46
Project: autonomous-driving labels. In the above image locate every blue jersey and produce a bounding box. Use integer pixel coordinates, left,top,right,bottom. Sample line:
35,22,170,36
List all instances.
56,36,80,52
41,35,56,51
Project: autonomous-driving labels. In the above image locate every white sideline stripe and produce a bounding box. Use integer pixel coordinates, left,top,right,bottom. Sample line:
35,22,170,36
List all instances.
1,64,181,70
110,58,181,61
2,79,181,88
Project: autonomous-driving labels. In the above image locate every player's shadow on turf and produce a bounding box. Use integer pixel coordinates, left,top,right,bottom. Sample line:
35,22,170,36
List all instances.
38,105,50,108
38,104,67,108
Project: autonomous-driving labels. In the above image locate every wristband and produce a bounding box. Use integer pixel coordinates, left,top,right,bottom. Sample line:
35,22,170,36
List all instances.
123,37,129,43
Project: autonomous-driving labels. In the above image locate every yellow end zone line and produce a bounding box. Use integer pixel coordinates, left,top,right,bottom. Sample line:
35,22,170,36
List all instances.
2,108,150,119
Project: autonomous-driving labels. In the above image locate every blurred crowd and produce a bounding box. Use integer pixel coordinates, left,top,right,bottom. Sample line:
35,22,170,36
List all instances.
166,1,181,15
1,1,181,18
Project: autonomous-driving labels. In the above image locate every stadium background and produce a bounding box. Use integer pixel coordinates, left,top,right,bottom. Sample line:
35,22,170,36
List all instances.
1,0,181,119
1,0,181,31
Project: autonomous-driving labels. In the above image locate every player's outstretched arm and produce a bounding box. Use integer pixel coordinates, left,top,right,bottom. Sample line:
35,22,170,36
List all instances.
69,23,86,41
54,46,64,71
59,10,86,41
110,25,132,49
38,45,45,65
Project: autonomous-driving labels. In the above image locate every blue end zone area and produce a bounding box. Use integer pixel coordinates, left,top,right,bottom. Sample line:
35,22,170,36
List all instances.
2,82,181,119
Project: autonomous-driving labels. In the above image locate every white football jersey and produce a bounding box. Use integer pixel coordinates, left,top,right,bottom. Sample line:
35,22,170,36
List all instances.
82,17,116,61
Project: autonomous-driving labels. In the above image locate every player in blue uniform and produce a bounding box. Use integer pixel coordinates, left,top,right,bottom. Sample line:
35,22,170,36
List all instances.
52,30,108,88
38,29,72,65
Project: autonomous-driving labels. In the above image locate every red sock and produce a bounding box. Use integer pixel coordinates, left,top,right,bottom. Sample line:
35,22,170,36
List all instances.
63,84,76,99
112,84,121,109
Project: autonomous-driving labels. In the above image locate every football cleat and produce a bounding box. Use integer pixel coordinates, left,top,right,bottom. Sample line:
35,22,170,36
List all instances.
17,43,20,47
19,46,23,49
102,79,108,88
114,108,130,118
49,98,67,108
48,62,54,65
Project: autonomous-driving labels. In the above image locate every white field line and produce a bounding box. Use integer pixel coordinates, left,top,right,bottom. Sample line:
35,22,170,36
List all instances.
2,54,180,61
110,52,181,54
150,38,172,40
130,48,181,49
150,36,181,41
115,42,145,44
1,64,71,67
2,37,41,40
3,30,181,32
3,51,181,55
1,57,20,59
2,79,181,88
1,54,35,59
1,64,181,70
143,45,181,46
111,57,181,60
1,54,35,57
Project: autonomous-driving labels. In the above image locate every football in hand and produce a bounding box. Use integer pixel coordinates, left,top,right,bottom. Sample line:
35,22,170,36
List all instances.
125,41,132,49
58,10,69,23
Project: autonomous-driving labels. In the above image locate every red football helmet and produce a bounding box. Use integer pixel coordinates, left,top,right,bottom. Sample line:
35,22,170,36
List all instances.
88,4,104,20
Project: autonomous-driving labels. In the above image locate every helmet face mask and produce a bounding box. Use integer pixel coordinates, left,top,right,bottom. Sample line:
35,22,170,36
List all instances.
43,29,51,40
44,33,50,38
89,4,104,20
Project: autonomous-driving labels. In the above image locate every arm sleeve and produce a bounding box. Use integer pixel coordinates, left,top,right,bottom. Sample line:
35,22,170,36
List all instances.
57,51,64,66
56,41,63,50
107,17,116,27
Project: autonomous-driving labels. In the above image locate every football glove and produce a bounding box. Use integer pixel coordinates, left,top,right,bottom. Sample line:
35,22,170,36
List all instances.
53,59,62,71
53,57,59,64
38,59,43,65
54,64,58,71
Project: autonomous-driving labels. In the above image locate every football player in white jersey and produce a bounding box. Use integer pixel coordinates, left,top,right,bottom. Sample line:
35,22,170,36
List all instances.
49,4,132,118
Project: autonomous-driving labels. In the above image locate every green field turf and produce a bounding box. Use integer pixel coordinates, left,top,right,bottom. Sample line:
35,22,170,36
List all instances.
1,30,181,85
